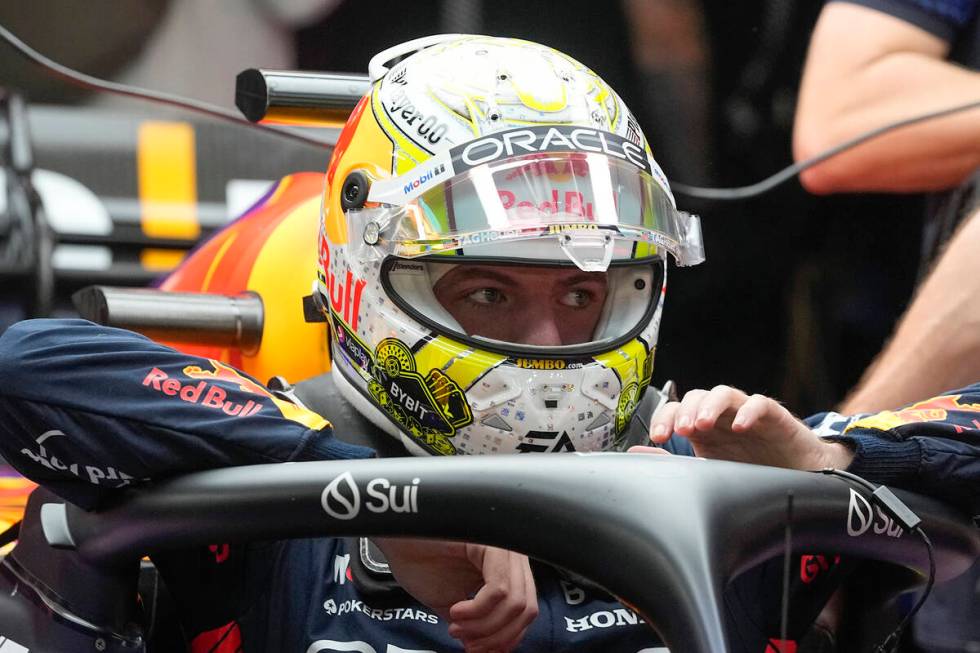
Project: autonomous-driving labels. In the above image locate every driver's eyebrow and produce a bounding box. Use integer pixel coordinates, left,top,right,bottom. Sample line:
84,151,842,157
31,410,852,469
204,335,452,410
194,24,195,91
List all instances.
441,268,606,286
561,272,608,287
439,268,516,286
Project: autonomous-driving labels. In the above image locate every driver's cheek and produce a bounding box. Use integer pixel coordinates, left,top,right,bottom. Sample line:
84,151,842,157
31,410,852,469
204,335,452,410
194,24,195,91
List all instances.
556,304,604,345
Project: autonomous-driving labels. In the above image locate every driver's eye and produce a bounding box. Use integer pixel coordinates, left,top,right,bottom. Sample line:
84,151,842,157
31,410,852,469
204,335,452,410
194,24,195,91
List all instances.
467,288,503,305
561,289,592,308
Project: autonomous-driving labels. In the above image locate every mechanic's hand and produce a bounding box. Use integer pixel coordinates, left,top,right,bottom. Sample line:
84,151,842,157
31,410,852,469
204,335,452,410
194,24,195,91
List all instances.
633,385,854,470
374,538,538,652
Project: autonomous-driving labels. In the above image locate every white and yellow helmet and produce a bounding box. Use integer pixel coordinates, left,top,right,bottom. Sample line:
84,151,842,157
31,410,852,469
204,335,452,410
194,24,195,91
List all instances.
317,35,703,456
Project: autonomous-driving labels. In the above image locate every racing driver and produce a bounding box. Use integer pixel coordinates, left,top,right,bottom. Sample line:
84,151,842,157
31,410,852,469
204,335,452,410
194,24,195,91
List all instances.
0,35,975,653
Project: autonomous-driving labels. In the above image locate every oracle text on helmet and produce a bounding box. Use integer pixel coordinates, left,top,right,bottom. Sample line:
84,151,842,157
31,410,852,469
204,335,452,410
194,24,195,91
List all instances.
459,127,649,172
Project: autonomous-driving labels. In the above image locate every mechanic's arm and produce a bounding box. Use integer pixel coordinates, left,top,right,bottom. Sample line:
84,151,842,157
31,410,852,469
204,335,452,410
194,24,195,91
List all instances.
841,208,980,412
793,2,980,193
642,383,980,515
0,319,371,509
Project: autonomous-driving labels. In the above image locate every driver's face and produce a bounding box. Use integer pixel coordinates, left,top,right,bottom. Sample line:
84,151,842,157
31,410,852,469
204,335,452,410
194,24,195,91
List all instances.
432,265,608,346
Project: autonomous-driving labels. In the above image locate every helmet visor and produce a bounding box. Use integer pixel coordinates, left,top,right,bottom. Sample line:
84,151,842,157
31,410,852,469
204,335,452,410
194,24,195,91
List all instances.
361,148,703,270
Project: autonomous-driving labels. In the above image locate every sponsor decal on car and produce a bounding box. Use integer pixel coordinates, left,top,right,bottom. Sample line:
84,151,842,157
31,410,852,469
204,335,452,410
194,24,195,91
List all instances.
846,488,903,539
321,471,421,521
799,554,841,584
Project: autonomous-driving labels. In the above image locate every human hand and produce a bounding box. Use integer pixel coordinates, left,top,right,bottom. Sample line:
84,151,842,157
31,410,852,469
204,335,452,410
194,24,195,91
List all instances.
634,385,854,470
374,538,538,652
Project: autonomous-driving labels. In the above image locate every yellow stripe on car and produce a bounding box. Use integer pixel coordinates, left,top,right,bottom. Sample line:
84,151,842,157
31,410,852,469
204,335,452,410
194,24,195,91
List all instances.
137,121,200,240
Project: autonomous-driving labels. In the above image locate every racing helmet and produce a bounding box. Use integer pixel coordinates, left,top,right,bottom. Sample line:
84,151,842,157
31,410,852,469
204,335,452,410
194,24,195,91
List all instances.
317,35,704,456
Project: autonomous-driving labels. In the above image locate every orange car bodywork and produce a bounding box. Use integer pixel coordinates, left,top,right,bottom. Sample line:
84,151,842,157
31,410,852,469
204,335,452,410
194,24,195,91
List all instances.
159,171,331,384
1,171,331,534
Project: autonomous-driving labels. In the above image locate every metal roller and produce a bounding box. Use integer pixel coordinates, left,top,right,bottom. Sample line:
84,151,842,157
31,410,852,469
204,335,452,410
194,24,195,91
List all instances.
72,285,264,353
235,69,371,127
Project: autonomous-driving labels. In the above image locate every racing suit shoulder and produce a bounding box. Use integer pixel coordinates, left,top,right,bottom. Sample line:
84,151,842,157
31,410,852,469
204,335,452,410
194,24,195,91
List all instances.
0,318,371,509
809,382,980,516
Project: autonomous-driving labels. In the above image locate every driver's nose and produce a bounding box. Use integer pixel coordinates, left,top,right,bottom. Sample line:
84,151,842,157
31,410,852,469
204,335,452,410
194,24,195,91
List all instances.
518,308,564,346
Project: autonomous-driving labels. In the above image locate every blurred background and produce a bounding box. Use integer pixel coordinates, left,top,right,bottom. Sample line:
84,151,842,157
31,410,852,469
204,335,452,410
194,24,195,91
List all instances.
0,0,924,418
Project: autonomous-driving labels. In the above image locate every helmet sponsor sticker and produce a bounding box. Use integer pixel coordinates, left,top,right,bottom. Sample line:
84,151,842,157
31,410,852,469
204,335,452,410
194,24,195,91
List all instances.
516,430,575,453
454,126,651,176
368,126,658,205
385,86,450,149
401,162,448,196
368,339,472,455
334,318,374,377
513,358,568,370
615,382,641,434
321,234,368,331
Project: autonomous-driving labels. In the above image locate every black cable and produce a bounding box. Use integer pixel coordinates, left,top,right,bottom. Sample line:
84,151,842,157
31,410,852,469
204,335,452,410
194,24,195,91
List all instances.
0,23,335,150
874,528,936,653
822,467,877,493
670,99,980,200
3,20,977,206
820,468,938,653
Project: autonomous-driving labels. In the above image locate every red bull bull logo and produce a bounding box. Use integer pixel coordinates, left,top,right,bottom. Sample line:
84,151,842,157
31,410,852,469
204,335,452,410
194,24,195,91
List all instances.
848,394,980,433
142,362,268,417
183,361,275,398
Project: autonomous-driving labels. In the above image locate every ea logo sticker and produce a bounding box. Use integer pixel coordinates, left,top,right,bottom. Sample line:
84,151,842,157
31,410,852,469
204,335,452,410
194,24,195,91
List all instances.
847,488,874,537
322,471,360,520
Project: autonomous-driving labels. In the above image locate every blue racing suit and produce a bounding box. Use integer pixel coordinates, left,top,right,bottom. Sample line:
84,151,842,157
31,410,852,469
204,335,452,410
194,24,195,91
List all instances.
0,319,977,652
